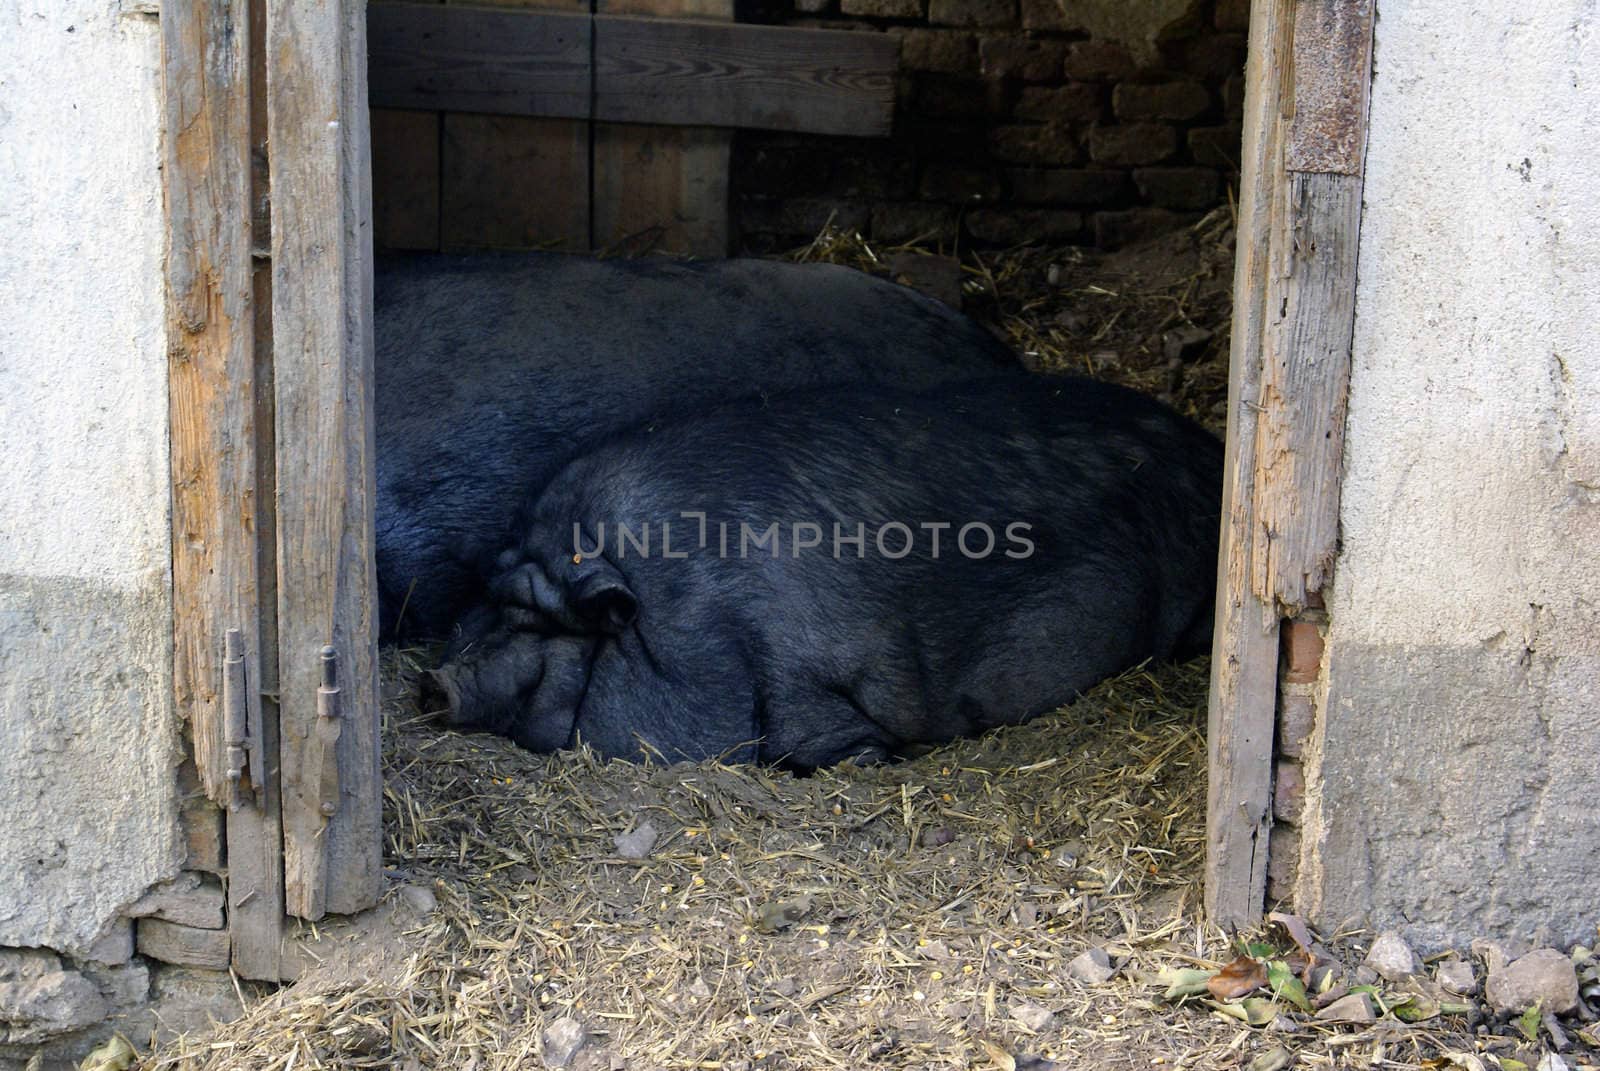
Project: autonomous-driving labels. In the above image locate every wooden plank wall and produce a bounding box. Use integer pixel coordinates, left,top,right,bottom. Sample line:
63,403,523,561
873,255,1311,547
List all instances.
367,2,897,255
593,0,733,255
1205,0,1374,929
266,0,383,922
162,0,286,980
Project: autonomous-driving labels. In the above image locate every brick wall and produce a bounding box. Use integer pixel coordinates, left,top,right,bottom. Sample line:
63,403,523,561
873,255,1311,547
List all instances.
732,0,1247,251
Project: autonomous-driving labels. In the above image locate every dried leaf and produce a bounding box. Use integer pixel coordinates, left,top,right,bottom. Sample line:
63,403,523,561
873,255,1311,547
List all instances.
1249,1046,1294,1071
1208,996,1277,1026
1160,967,1217,1000
1207,955,1269,1000
1267,912,1316,960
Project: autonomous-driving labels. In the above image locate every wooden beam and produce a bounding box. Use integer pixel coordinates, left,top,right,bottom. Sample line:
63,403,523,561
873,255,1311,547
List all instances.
162,0,285,980
1251,172,1363,611
1251,0,1374,611
593,16,896,137
367,3,898,137
266,0,383,922
1204,0,1294,931
367,1,590,119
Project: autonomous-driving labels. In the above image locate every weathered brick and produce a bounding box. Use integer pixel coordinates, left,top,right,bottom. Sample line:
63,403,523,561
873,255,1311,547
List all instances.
1133,166,1220,210
1267,825,1300,904
912,73,1006,119
919,162,1003,202
1112,80,1211,121
1092,206,1194,248
1188,124,1242,169
978,35,1067,82
1277,690,1315,759
1007,167,1130,205
871,202,960,243
893,28,979,74
1088,122,1177,165
1018,0,1070,30
842,0,923,17
928,0,1015,27
1273,760,1305,825
1183,32,1247,80
126,873,227,931
967,207,1085,245
736,144,833,198
990,123,1082,165
1063,40,1136,81
136,919,231,970
1282,619,1325,684
1215,0,1250,32
1013,83,1104,123
737,197,871,240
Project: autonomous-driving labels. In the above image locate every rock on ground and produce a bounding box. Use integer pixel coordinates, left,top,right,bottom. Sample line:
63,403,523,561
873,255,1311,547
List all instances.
1067,946,1115,984
1363,931,1419,981
1485,948,1580,1015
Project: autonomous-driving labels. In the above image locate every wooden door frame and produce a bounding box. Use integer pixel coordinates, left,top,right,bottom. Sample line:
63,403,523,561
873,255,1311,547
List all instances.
164,0,380,981
167,0,1377,960
1203,0,1375,927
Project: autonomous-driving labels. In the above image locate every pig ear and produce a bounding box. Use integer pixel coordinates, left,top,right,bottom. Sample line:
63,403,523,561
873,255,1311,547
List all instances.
572,570,637,634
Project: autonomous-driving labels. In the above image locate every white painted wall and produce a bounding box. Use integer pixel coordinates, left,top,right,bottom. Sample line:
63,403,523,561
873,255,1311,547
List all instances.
0,0,181,956
1301,0,1600,949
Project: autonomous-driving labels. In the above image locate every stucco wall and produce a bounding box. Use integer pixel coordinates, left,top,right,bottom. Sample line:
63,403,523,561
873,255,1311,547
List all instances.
0,0,181,956
1298,0,1600,950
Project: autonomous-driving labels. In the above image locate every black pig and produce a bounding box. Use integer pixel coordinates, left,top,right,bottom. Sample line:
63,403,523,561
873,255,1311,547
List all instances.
375,252,1016,639
429,375,1222,770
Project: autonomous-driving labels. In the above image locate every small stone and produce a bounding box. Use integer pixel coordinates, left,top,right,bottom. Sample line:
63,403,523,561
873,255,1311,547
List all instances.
613,821,658,860
542,1016,589,1069
1314,991,1376,1022
1436,957,1478,996
1067,946,1115,984
920,825,957,848
1010,1000,1054,1031
1364,931,1420,981
1353,963,1379,986
687,976,713,1000
1472,937,1522,975
397,883,439,915
1485,948,1580,1015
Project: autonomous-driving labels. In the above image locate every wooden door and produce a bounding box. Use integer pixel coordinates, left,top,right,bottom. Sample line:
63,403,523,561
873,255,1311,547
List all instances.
165,0,382,983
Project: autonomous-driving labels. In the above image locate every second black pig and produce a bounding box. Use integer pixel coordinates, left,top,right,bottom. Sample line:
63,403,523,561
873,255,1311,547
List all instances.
429,374,1222,769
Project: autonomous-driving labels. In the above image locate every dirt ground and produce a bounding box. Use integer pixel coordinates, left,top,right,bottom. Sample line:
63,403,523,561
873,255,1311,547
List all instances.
130,223,1596,1071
